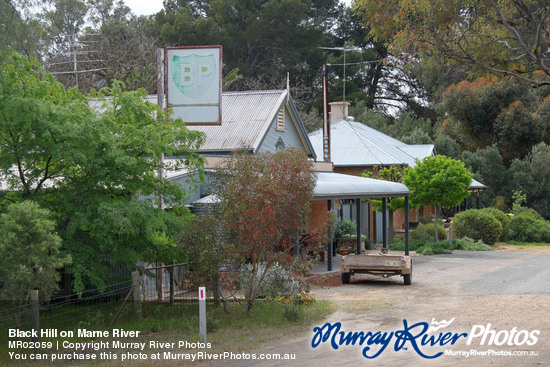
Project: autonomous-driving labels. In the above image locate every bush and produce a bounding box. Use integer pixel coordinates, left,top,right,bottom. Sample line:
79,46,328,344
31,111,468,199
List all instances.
453,209,502,246
410,223,447,242
390,239,452,254
239,262,299,298
334,220,356,238
453,237,492,251
419,216,433,224
479,207,510,241
508,213,550,243
421,247,435,255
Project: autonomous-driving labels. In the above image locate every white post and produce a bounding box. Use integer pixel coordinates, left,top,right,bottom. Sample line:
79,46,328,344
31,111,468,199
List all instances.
198,287,207,343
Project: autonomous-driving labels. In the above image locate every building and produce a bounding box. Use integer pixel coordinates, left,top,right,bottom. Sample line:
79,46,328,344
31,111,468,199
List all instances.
308,102,485,241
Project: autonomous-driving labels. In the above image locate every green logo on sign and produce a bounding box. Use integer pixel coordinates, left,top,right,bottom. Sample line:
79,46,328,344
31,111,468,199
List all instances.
171,53,217,98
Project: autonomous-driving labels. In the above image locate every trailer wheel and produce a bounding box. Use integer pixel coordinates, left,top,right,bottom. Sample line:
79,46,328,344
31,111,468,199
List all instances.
341,272,351,284
403,263,412,285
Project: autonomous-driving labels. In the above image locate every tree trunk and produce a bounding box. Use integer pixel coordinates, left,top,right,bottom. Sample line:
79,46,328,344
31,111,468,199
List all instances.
434,207,439,242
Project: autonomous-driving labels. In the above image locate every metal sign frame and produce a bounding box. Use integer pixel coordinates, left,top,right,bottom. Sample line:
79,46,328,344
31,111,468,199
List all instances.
164,45,222,125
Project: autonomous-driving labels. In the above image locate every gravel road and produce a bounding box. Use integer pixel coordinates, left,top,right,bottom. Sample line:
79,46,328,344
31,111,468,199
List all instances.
218,245,550,367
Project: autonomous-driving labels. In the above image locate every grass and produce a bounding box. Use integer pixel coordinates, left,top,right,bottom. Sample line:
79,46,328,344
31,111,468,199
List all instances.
388,237,492,255
507,241,550,247
1,297,334,366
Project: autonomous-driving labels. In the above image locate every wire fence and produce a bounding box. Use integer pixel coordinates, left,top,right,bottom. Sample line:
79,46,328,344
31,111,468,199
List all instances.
0,264,219,349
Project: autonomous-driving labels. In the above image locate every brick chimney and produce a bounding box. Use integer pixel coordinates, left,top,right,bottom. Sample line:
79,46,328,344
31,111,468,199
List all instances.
329,101,350,122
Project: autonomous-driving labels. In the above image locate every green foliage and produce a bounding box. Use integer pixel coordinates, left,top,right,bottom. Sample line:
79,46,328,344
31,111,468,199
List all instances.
434,135,461,159
334,219,356,238
508,213,550,243
419,216,432,225
479,207,510,242
151,0,340,110
460,145,508,208
453,210,502,246
391,236,492,253
358,0,550,87
512,190,527,214
410,223,447,243
403,155,473,209
421,247,435,256
452,237,492,251
0,52,205,293
177,213,234,277
0,201,71,304
509,144,550,218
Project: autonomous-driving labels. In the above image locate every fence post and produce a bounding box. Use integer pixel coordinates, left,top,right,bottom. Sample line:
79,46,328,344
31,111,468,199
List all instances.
132,271,142,320
169,267,174,305
30,290,39,342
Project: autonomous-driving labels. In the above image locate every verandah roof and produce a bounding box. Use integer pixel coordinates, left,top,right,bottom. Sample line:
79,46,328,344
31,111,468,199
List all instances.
312,171,410,200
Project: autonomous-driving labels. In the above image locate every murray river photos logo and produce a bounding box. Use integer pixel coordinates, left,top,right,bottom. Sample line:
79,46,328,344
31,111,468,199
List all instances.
311,318,540,359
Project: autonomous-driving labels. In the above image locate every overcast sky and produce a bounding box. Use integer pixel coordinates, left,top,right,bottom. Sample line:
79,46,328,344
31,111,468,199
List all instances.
124,0,353,16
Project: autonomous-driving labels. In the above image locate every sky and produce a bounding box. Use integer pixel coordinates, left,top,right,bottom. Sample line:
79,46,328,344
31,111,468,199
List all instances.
124,0,353,16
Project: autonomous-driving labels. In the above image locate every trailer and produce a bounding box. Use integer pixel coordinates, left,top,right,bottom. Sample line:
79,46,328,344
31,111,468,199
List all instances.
341,250,415,285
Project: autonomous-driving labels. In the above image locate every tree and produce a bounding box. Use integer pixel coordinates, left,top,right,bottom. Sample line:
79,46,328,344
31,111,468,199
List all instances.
0,0,44,57
0,51,205,292
357,0,550,87
150,0,341,111
440,75,549,161
460,145,509,208
403,155,473,241
509,143,550,218
0,201,71,325
214,148,316,314
362,165,406,245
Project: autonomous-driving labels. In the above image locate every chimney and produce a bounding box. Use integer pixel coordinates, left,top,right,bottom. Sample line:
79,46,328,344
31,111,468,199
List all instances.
329,101,350,123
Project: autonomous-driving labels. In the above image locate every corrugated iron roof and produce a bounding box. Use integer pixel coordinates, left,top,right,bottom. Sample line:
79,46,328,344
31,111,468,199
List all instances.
191,90,287,152
91,90,289,153
314,172,411,199
309,119,435,167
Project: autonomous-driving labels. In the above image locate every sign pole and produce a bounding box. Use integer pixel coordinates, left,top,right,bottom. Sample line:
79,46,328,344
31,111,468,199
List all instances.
322,64,330,162
199,286,207,343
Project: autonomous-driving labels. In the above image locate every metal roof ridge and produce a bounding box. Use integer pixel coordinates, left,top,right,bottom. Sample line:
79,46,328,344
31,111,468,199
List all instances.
338,120,405,165
222,90,285,96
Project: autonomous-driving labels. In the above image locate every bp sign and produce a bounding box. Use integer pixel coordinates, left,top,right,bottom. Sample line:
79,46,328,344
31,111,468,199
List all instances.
165,46,222,125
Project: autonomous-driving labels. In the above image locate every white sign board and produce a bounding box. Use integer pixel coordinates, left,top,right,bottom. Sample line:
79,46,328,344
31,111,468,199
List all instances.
165,46,222,125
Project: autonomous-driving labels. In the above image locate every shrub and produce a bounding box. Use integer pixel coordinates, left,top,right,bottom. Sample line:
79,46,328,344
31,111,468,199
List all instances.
419,216,433,224
453,237,492,251
453,209,502,246
479,207,510,241
334,219,356,238
391,239,453,254
410,223,447,242
508,213,550,243
421,247,434,255
238,262,299,298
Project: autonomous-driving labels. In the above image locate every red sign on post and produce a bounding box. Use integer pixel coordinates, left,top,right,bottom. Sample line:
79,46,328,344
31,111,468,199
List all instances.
199,286,206,300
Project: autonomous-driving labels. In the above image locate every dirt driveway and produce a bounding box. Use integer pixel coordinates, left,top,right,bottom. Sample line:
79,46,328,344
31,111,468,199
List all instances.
220,246,550,366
